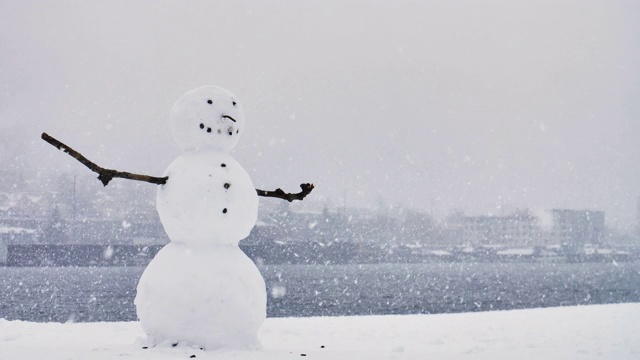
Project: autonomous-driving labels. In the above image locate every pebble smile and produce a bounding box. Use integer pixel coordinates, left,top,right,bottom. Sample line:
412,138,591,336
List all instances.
198,123,214,133
199,122,237,136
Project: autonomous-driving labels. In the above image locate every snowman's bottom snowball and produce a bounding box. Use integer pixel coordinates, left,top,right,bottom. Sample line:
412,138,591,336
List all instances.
135,243,266,350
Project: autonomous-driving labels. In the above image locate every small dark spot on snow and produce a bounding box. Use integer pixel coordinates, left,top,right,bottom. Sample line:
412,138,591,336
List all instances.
301,354,307,357
217,129,222,134
221,163,226,167
232,100,237,106
223,208,228,214
224,183,230,189
172,342,178,347
207,99,212,104
142,346,148,350
190,355,196,359
207,127,212,133
199,123,204,129
236,130,239,134
228,131,233,136
320,345,325,348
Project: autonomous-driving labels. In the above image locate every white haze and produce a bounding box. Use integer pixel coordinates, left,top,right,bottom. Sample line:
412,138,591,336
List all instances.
0,0,638,231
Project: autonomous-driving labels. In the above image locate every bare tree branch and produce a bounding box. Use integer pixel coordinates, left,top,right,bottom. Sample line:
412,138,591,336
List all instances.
41,132,168,186
256,183,315,202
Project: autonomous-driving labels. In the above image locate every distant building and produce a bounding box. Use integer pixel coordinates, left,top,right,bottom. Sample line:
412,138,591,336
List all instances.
0,238,7,264
636,195,640,238
447,211,543,247
548,209,605,248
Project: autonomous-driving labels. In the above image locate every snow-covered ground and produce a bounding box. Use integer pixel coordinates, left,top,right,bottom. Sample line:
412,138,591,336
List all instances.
2,303,638,359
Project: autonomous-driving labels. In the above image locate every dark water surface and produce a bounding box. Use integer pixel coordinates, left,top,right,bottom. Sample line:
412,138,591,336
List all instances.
1,262,639,322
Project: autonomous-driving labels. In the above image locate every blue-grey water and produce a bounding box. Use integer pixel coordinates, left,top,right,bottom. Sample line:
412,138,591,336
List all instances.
1,262,639,323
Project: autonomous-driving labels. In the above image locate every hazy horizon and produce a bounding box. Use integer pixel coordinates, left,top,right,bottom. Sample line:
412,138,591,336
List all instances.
1,0,639,231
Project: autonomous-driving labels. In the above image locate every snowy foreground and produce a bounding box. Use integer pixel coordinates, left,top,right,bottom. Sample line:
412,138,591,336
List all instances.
2,304,639,360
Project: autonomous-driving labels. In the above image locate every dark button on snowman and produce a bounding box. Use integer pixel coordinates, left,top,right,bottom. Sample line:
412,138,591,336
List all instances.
135,86,279,349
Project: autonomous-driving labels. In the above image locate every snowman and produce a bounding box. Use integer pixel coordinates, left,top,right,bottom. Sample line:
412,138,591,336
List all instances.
41,85,313,350
134,85,268,349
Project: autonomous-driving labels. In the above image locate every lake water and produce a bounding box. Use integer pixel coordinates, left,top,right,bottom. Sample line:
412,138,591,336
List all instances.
1,262,639,322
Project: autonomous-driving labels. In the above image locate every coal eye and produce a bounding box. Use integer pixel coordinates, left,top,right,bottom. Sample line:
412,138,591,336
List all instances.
207,99,213,104
232,100,237,107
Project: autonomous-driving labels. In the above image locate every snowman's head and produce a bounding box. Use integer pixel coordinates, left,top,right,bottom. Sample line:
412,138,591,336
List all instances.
170,85,245,152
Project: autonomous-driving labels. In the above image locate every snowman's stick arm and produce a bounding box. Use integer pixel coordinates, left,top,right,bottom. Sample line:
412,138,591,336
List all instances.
255,183,315,202
41,132,168,186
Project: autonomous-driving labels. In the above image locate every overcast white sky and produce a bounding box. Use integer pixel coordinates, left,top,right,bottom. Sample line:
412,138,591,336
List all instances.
1,0,639,231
